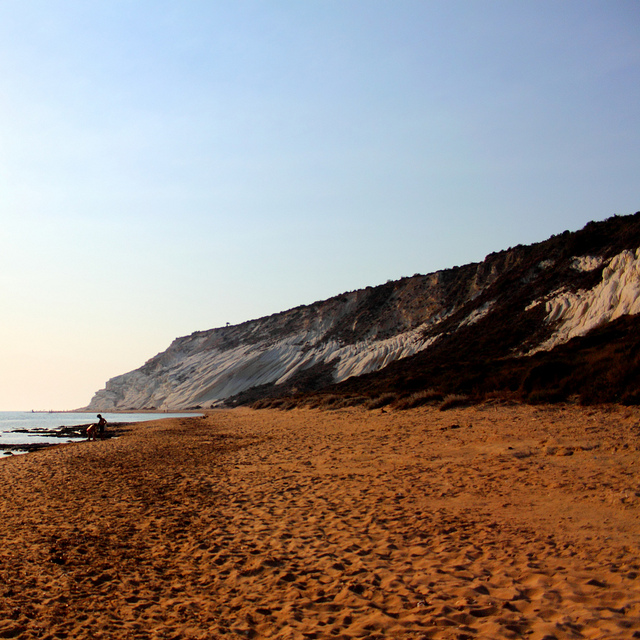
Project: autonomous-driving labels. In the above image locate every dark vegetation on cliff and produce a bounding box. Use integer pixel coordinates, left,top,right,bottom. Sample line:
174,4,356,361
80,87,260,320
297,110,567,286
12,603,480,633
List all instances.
230,212,640,410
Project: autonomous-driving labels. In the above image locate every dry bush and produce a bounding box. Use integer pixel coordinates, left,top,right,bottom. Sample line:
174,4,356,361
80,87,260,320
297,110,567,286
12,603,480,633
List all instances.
366,393,398,410
313,394,343,409
306,395,369,409
527,389,565,404
621,389,640,405
345,395,369,407
439,394,471,411
251,398,285,409
252,397,301,410
394,389,443,410
482,390,518,405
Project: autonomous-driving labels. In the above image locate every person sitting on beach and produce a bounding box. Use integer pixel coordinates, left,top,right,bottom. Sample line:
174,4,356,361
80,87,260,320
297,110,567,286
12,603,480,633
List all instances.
97,414,107,439
86,423,97,441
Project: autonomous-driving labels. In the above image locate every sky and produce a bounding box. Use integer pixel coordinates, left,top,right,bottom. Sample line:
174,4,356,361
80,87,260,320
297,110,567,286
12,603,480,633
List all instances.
0,0,638,410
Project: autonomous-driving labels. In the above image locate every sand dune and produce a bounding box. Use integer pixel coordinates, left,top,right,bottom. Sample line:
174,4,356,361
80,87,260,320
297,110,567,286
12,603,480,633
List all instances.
0,403,639,639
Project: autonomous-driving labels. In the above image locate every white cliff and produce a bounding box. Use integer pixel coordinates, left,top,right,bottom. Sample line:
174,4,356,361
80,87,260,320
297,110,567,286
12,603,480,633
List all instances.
530,249,640,353
85,214,640,411
87,310,449,410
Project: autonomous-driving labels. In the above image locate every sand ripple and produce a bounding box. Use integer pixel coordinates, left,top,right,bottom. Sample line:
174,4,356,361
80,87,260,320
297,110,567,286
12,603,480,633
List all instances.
0,404,639,638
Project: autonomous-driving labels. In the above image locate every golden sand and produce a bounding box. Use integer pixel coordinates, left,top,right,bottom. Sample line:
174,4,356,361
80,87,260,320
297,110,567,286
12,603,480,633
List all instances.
0,404,639,639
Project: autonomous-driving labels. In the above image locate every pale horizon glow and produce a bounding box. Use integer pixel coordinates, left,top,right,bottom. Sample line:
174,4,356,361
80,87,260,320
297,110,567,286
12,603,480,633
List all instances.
0,1,638,410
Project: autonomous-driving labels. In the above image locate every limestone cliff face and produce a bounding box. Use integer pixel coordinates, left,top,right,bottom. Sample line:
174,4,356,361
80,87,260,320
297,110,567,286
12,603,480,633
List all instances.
86,213,640,410
86,262,502,410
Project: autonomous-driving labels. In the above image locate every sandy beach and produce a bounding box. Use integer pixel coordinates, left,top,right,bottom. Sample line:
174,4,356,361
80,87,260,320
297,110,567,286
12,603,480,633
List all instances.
0,403,639,639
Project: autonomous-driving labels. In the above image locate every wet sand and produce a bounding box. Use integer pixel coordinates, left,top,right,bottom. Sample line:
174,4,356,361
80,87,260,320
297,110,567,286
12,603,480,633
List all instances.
0,403,639,639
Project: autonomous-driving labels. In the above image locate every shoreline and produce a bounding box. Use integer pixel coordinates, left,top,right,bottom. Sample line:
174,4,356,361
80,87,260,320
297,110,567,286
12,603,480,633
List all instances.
0,412,205,453
0,422,133,453
0,404,639,638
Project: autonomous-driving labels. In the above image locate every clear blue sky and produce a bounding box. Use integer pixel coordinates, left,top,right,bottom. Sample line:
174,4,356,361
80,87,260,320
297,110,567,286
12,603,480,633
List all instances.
0,0,638,410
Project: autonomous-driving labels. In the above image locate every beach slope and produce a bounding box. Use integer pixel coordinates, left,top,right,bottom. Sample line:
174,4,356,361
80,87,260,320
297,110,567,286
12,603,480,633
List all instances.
0,405,639,639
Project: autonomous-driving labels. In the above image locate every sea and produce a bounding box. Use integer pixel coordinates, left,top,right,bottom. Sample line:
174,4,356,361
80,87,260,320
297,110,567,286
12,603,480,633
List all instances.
0,411,200,448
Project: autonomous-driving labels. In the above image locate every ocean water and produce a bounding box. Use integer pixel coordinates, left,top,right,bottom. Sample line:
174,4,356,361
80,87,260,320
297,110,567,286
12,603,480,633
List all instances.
0,412,200,447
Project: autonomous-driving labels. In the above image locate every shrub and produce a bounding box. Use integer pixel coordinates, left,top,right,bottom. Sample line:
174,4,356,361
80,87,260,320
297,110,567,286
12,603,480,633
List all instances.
620,389,640,405
527,389,565,404
342,395,369,407
395,389,443,410
299,394,365,409
318,394,342,408
439,394,471,411
366,393,398,410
